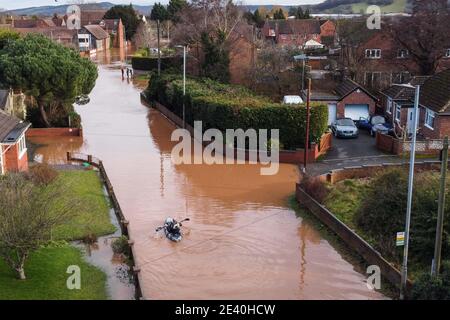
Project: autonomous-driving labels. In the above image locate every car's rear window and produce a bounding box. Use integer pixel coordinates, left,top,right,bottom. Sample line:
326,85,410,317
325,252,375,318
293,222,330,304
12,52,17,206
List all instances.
336,119,354,126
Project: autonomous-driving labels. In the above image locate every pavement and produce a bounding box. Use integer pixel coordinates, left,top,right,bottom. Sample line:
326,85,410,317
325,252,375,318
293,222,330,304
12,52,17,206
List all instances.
307,130,411,176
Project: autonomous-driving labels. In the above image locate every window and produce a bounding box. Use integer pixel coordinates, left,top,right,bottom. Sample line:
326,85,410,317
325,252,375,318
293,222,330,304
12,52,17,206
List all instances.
446,49,450,58
387,98,393,114
397,49,409,58
395,104,401,122
365,49,381,59
425,109,436,129
18,135,26,159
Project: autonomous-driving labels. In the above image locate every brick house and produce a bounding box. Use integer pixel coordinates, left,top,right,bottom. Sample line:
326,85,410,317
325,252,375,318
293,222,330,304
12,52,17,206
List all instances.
381,70,450,139
319,20,336,47
262,19,322,48
302,78,378,125
78,25,110,52
0,91,30,175
100,18,125,48
356,30,450,91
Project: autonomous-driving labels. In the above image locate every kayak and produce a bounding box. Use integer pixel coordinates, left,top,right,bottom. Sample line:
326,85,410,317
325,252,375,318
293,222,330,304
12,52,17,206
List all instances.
164,228,182,242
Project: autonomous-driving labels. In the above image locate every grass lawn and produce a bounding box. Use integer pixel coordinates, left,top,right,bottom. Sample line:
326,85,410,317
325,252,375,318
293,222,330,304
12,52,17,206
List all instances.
52,170,116,240
0,169,116,299
0,244,107,300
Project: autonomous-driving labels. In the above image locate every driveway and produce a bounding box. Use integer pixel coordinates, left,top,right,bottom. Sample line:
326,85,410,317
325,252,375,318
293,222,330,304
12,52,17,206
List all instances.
308,131,406,176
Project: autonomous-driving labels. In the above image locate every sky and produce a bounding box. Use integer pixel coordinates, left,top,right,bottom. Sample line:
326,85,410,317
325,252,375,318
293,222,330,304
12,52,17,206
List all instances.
0,0,325,11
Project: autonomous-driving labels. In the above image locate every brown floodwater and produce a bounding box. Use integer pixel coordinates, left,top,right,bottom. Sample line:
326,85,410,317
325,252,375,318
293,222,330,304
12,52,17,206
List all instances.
28,50,386,300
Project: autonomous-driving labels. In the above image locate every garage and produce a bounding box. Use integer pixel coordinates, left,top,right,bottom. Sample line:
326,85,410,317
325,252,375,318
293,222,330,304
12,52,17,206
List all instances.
344,104,369,121
328,103,337,125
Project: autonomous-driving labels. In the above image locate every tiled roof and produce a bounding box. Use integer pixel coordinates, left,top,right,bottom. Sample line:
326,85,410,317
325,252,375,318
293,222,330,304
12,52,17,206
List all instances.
419,69,450,113
334,78,378,101
13,19,38,28
101,19,119,32
80,10,106,26
0,90,9,110
0,110,21,142
83,24,109,40
15,27,77,41
382,84,416,101
267,19,321,35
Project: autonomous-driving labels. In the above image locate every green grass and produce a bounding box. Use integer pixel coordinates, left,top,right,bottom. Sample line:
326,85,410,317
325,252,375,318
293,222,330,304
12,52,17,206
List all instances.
0,170,115,299
0,244,107,300
52,171,116,240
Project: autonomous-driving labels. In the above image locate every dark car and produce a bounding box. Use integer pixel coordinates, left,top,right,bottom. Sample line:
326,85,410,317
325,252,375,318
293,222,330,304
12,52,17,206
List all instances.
357,115,393,137
331,118,359,138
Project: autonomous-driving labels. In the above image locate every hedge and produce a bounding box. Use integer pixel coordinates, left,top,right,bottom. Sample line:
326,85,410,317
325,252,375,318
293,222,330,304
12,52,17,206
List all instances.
131,56,182,71
145,73,328,150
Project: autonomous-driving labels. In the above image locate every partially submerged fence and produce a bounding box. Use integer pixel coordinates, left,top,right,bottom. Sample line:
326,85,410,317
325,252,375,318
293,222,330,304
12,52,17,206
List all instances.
66,152,143,300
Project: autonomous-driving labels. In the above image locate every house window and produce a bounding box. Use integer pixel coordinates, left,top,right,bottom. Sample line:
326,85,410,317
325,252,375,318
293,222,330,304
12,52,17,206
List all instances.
446,49,450,58
365,49,381,59
425,109,436,129
397,49,409,58
395,104,401,122
18,135,27,159
387,98,393,114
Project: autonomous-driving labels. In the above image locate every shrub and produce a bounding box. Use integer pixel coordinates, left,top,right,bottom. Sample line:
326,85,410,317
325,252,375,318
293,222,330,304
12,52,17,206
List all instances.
146,73,329,150
27,164,59,186
411,261,450,300
355,168,450,264
299,175,329,204
111,236,131,257
131,56,182,71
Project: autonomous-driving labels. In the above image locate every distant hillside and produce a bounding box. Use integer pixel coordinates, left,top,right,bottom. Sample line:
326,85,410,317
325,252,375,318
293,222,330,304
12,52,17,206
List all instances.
5,2,152,17
312,0,409,14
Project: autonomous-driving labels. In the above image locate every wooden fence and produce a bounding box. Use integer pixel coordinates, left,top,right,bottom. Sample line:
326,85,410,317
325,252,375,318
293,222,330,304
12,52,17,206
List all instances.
66,152,143,300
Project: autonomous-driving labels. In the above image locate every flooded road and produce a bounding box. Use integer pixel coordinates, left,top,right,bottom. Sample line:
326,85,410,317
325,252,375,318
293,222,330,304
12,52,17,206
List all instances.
28,51,385,300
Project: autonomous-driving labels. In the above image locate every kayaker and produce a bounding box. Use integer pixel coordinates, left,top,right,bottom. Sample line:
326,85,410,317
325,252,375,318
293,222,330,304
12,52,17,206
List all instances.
165,218,181,234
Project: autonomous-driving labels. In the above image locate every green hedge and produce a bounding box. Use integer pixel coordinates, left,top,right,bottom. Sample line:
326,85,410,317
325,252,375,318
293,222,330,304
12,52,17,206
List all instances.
131,56,182,71
145,73,328,150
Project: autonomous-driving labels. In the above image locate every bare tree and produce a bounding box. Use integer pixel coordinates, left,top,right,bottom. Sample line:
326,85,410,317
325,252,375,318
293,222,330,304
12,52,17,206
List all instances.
133,20,157,50
388,0,450,75
0,173,79,280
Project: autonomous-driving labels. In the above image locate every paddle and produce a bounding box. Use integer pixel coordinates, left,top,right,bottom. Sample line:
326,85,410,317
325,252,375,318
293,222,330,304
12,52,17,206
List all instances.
155,218,190,232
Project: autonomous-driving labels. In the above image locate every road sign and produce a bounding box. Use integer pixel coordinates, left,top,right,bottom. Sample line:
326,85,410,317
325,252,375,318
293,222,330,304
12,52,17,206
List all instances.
396,232,405,246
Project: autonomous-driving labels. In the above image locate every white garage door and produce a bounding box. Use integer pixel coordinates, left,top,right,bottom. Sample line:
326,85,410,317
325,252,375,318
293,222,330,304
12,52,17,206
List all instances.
344,104,369,121
328,103,337,125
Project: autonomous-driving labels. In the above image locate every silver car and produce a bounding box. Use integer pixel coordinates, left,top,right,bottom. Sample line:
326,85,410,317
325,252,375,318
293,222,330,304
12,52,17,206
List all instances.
331,118,359,138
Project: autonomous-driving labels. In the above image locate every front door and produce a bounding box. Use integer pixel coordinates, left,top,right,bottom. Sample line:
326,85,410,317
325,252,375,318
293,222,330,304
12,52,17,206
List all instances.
407,108,415,134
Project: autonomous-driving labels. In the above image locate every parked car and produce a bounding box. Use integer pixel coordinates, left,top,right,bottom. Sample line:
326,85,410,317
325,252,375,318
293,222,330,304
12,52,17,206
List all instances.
357,115,393,137
331,118,359,138
282,95,303,104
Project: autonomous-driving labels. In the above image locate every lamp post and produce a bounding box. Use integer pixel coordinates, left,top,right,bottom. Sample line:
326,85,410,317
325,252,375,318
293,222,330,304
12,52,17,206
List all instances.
400,84,420,300
175,45,187,129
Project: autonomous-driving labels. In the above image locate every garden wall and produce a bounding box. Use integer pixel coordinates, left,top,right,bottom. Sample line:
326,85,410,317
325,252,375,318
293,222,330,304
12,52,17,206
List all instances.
296,185,413,292
131,56,182,71
141,94,332,164
376,132,443,156
26,127,83,137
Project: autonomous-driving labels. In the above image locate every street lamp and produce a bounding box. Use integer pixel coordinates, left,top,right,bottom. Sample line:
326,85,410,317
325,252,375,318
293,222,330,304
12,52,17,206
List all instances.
175,45,187,129
399,84,420,300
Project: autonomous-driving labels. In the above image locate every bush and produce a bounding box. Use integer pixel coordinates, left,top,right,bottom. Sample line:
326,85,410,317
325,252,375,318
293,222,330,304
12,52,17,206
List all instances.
355,168,450,264
27,164,59,186
131,56,182,71
111,236,131,257
411,261,450,300
146,73,329,149
299,175,329,204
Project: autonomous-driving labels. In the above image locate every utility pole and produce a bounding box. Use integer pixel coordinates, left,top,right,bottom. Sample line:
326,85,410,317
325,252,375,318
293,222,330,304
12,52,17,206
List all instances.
303,78,311,174
157,19,161,76
183,45,186,129
432,136,449,277
400,85,420,300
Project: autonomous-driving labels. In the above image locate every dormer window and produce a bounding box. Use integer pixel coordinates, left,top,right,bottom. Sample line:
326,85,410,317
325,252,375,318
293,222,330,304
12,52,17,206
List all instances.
397,49,409,58
365,49,381,59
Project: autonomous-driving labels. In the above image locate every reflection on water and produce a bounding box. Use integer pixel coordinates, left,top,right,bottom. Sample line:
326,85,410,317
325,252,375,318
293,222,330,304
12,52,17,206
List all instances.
28,49,386,300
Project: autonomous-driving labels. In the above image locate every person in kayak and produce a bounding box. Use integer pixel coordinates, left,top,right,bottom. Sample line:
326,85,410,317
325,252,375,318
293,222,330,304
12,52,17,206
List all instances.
165,218,181,234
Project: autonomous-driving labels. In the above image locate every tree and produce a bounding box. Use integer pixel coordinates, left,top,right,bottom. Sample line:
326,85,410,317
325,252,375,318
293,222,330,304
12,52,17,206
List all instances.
0,29,19,50
104,4,140,40
0,34,98,127
289,6,310,19
0,172,79,280
388,0,450,75
201,31,230,82
150,2,169,21
167,0,187,21
273,8,286,20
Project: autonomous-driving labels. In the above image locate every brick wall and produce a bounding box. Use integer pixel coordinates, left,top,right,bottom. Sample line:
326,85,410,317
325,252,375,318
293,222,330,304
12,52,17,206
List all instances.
336,90,376,118
26,127,83,137
2,144,28,173
320,20,335,38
